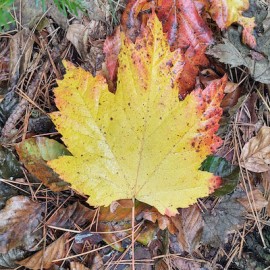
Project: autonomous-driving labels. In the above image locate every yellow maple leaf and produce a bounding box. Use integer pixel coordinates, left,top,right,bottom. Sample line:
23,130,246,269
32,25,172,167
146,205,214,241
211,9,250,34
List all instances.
48,14,226,216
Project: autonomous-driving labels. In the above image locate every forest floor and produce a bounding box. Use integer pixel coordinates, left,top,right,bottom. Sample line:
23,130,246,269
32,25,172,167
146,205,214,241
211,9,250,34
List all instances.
0,0,270,269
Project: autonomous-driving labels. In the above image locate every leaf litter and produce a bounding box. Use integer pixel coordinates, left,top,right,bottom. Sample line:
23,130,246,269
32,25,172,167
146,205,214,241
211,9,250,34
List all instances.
0,0,270,269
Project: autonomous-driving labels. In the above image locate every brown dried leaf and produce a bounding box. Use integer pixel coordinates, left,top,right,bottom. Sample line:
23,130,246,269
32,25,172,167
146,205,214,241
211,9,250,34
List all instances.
0,196,43,253
142,207,176,233
156,257,202,270
262,170,270,216
240,126,270,172
66,23,90,60
237,189,268,212
70,261,90,270
98,201,149,222
237,92,258,141
9,29,34,85
221,85,242,112
18,234,68,270
90,253,104,270
170,205,203,253
47,202,95,229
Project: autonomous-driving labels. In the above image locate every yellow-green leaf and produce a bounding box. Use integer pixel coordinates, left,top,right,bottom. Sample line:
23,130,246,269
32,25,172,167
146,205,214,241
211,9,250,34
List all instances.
48,14,226,216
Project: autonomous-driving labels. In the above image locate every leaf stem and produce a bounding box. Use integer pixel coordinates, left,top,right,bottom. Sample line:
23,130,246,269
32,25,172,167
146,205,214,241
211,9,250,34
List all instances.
132,197,135,270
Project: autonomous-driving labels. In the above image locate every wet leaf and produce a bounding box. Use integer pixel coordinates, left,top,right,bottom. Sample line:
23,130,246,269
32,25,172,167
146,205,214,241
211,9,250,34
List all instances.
17,234,68,270
47,201,95,229
200,155,239,196
202,191,246,247
0,145,23,179
0,247,28,268
48,14,226,215
0,196,44,253
240,126,270,173
0,91,19,129
16,137,71,191
0,182,19,210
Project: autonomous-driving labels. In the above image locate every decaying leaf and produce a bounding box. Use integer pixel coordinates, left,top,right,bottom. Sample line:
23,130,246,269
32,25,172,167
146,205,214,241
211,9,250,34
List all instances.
48,14,226,216
16,137,70,191
47,201,95,229
17,234,68,270
237,189,268,212
202,191,246,247
240,126,270,173
0,196,43,253
206,0,256,48
207,37,270,84
170,205,203,253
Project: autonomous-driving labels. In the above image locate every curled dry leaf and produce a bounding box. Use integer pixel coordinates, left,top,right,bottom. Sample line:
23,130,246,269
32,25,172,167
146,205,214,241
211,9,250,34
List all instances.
48,14,226,216
237,189,268,212
240,126,270,173
47,201,95,229
17,234,68,270
0,196,43,253
170,205,203,253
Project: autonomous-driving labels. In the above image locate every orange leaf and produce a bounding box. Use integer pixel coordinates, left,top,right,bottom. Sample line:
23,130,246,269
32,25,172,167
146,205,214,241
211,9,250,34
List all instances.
107,1,213,96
